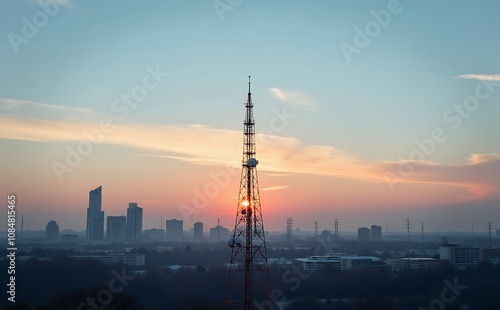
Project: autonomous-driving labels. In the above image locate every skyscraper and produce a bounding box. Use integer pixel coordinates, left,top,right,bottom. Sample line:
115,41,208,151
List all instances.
210,224,230,241
107,216,126,242
46,220,59,240
194,222,203,241
126,203,143,242
371,225,382,241
166,219,183,241
86,186,104,241
358,227,371,242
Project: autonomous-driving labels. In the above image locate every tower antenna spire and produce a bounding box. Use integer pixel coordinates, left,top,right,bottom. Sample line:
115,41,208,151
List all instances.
227,76,271,309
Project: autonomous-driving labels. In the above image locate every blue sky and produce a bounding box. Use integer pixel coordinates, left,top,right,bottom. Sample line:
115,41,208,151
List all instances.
1,0,499,232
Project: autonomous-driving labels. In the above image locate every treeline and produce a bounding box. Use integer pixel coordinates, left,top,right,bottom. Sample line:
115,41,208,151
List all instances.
2,257,500,309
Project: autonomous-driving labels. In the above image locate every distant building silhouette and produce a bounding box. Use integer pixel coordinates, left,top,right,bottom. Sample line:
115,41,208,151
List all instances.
194,222,203,241
166,219,183,241
71,254,145,266
60,234,78,243
107,216,126,242
126,203,143,242
45,220,59,240
86,186,104,241
142,228,165,242
210,225,230,241
371,225,382,241
358,227,371,242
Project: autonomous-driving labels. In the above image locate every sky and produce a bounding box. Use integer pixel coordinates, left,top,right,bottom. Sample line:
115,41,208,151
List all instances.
1,0,499,234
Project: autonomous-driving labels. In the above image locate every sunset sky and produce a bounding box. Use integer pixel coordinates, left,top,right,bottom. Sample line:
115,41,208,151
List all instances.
1,0,499,234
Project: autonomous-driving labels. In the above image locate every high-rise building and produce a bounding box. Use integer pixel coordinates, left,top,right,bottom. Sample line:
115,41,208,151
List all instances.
166,219,183,241
86,186,104,241
194,222,203,241
142,228,165,242
358,227,371,242
126,203,143,242
210,224,230,241
371,225,382,241
107,216,126,242
46,220,59,240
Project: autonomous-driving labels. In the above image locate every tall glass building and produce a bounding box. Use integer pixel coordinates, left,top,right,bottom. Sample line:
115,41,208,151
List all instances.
86,186,104,240
126,203,143,242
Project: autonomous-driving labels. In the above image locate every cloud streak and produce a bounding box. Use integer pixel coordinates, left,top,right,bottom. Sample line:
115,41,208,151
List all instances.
261,185,291,191
268,87,315,108
454,74,500,81
0,100,498,201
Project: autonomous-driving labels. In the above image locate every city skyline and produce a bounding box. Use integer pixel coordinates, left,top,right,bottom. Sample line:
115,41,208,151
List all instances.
1,1,499,233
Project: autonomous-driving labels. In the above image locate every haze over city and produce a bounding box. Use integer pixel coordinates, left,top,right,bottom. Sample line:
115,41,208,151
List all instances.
1,0,499,234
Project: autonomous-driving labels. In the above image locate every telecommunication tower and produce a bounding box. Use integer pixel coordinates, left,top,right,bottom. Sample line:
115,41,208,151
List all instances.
226,77,271,309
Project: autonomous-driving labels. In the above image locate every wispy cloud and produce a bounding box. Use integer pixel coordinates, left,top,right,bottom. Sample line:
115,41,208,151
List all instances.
0,98,99,120
264,173,298,177
469,153,499,164
0,100,498,201
268,87,315,108
261,185,291,191
454,74,500,81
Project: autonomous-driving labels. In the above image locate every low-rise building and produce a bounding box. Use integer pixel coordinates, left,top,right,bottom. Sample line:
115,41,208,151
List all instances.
294,254,385,272
386,257,441,272
71,254,145,266
481,248,500,264
440,243,480,269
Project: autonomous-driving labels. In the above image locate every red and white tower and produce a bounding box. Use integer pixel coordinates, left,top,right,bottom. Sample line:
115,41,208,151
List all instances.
226,76,271,309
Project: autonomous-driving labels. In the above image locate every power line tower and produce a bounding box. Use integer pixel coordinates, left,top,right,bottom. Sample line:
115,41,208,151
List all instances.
488,222,492,248
314,221,318,238
421,221,424,241
286,218,293,243
227,77,271,309
334,219,339,241
406,218,410,239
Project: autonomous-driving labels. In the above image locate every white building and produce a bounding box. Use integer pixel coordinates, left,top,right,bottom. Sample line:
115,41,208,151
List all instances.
294,254,382,272
440,244,480,269
386,257,441,272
